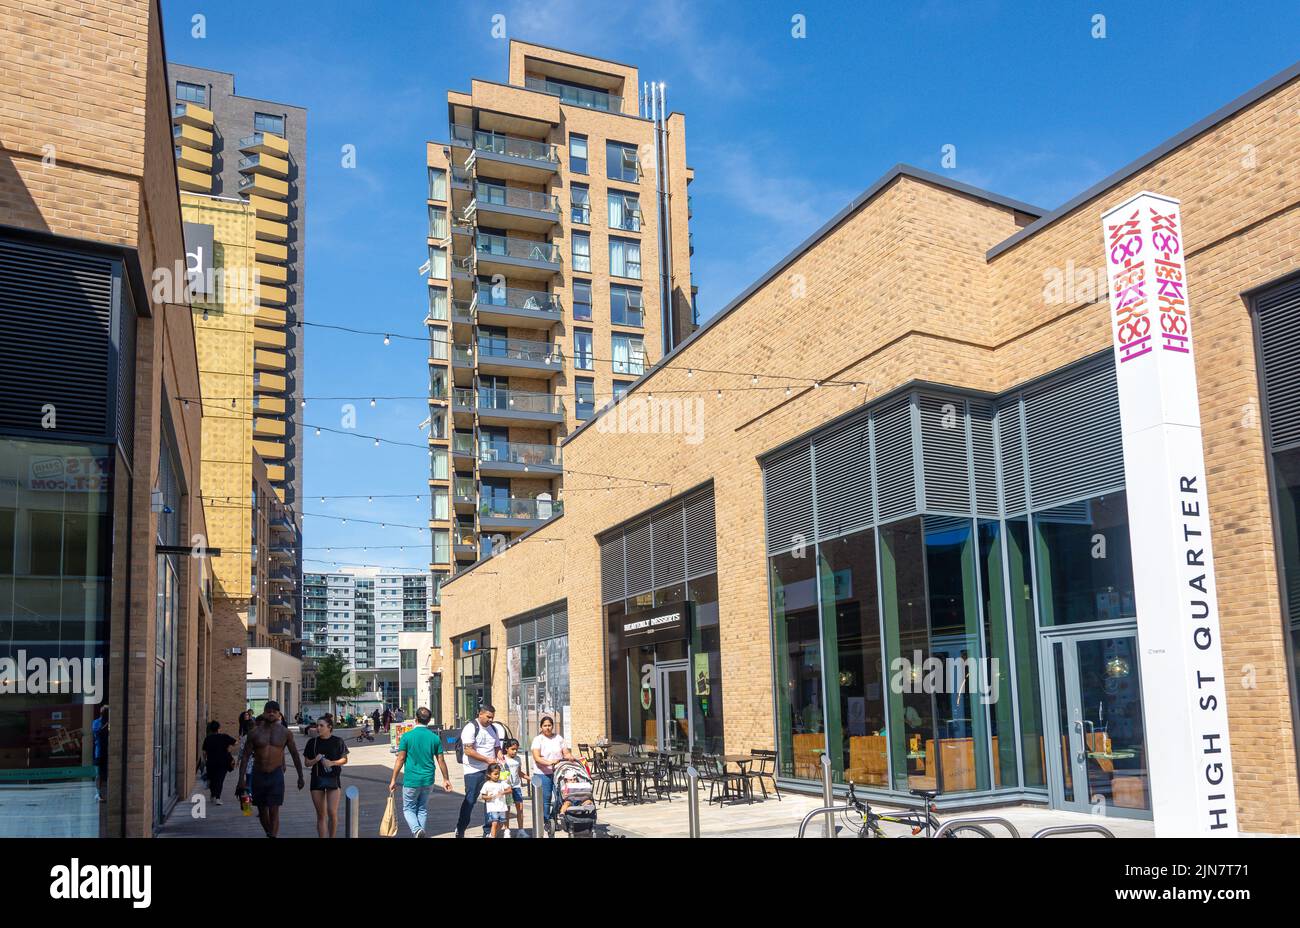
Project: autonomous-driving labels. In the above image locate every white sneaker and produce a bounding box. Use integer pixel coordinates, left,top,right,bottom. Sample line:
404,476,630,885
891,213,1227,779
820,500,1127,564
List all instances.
503,828,512,838
214,798,223,806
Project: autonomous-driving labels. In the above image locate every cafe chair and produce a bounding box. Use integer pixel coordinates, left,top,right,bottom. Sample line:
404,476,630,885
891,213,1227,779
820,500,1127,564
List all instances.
747,749,782,801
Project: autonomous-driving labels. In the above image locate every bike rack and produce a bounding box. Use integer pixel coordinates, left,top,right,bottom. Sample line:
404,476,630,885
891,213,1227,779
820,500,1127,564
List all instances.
932,816,1021,838
797,805,849,838
1031,824,1115,838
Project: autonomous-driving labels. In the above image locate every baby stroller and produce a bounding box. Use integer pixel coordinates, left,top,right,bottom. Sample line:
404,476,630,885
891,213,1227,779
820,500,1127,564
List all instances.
553,760,598,838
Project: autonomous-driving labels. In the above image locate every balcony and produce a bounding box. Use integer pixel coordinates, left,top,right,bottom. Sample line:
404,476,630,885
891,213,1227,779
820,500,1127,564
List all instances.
477,440,561,478
255,261,288,285
172,101,214,129
472,181,560,232
524,76,623,113
254,348,287,371
452,524,477,557
173,122,213,150
175,144,212,172
239,171,290,199
256,218,289,242
254,371,286,393
473,284,561,330
452,125,559,183
254,394,286,414
254,237,289,263
476,386,564,426
253,416,286,437
258,282,288,306
248,195,288,220
254,439,285,460
177,166,212,192
254,326,287,350
240,132,291,158
474,233,560,281
452,431,476,462
453,478,477,513
475,333,562,377
239,151,290,178
479,495,563,529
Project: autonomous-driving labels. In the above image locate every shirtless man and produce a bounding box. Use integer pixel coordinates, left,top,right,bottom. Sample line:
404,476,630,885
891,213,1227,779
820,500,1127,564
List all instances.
236,700,304,837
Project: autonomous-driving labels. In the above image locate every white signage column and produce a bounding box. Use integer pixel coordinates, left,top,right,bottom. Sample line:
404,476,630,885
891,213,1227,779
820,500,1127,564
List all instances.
1102,192,1237,836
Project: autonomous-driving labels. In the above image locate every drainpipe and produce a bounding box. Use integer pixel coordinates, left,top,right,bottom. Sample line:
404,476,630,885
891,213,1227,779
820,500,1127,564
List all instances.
654,82,674,356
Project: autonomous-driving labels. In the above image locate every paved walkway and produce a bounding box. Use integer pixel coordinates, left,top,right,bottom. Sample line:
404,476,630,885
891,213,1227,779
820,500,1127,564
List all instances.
161,731,1153,839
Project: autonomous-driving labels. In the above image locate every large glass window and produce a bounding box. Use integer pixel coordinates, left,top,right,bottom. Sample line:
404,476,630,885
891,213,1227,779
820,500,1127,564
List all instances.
978,519,1019,789
574,329,593,370
817,530,887,786
254,112,285,135
570,183,590,225
569,134,588,174
572,232,591,273
609,238,641,279
1034,492,1135,626
608,190,641,231
611,284,643,327
1006,516,1046,789
611,333,644,376
575,378,595,420
176,81,206,105
572,280,592,321
770,549,824,780
1273,448,1300,761
606,141,639,181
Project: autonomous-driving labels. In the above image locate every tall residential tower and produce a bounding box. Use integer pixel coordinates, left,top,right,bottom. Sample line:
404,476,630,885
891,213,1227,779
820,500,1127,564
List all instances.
425,41,695,596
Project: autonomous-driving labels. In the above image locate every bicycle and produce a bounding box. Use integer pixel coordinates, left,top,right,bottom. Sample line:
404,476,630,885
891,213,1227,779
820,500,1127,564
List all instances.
838,784,994,838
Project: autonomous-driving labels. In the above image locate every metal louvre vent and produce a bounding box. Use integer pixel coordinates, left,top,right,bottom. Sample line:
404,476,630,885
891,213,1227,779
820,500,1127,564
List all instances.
997,401,1027,515
969,402,999,517
873,398,917,521
600,535,624,604
813,418,872,541
624,521,653,597
116,270,136,454
0,239,116,438
683,490,716,578
763,443,814,554
1024,361,1123,509
650,504,685,587
1256,277,1300,452
920,394,970,513
505,601,568,645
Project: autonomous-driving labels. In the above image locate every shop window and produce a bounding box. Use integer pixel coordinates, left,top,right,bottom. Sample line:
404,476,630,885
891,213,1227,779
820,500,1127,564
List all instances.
1033,492,1135,626
770,548,824,780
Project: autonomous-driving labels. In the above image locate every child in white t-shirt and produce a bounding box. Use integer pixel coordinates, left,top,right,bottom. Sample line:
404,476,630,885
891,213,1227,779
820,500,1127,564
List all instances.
480,763,511,838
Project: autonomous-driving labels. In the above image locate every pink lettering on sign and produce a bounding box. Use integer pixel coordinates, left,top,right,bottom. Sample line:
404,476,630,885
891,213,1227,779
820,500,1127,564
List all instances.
1106,208,1152,363
1150,207,1190,355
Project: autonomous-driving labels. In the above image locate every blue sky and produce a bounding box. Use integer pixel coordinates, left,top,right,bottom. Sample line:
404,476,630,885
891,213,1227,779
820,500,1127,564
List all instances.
162,0,1300,571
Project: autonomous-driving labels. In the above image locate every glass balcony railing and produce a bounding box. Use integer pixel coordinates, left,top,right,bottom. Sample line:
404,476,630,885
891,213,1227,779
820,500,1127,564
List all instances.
476,182,559,214
452,387,475,409
453,124,559,164
453,524,477,547
450,165,473,187
452,431,475,454
454,478,476,501
451,255,474,276
478,387,564,417
452,344,474,365
475,233,560,264
524,76,622,113
476,334,562,365
480,496,563,521
475,284,561,316
478,440,560,468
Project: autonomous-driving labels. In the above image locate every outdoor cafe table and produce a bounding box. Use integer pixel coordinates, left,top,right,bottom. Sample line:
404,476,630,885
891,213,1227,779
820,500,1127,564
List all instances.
612,754,653,803
721,754,760,803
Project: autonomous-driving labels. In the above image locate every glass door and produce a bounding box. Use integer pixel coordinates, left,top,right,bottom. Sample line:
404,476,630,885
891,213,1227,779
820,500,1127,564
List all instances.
655,662,691,752
1043,631,1151,818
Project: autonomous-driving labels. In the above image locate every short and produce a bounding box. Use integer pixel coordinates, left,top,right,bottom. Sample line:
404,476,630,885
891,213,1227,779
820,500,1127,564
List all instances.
250,767,285,808
486,811,508,824
511,787,524,804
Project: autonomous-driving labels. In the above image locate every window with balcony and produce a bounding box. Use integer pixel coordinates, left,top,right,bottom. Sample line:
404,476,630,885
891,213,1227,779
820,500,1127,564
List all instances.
432,488,449,521
570,134,588,174
573,280,592,321
254,112,285,135
431,448,449,481
430,328,450,361
431,410,447,440
611,284,643,327
573,232,591,273
574,329,594,370
612,333,645,376
428,287,448,321
433,530,450,564
576,377,596,420
429,206,448,239
176,81,207,105
609,238,641,279
608,190,641,232
571,183,590,225
429,167,447,201
607,141,640,182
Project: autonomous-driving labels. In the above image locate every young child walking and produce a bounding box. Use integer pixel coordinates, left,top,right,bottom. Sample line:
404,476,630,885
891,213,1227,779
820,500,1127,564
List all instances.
501,738,530,837
479,762,511,838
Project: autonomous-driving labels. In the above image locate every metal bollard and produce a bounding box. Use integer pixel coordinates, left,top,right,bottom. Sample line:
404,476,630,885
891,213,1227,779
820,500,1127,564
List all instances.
531,779,548,838
686,766,700,838
344,785,360,838
820,753,834,839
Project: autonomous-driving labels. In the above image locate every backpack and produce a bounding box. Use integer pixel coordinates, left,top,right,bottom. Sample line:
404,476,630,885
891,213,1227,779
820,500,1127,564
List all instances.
457,720,503,765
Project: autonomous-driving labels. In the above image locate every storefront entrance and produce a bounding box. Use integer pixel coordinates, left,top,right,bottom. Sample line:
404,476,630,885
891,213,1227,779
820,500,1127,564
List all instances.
655,661,691,751
1041,629,1151,818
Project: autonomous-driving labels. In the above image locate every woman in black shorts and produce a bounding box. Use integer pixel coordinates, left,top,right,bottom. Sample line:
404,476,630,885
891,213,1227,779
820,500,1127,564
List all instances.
304,715,349,837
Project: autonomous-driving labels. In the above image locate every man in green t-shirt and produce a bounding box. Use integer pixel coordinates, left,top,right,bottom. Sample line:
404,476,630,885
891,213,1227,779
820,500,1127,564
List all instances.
388,707,453,838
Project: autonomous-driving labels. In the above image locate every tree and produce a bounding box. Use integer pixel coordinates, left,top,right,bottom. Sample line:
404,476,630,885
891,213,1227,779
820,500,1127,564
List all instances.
312,650,361,717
